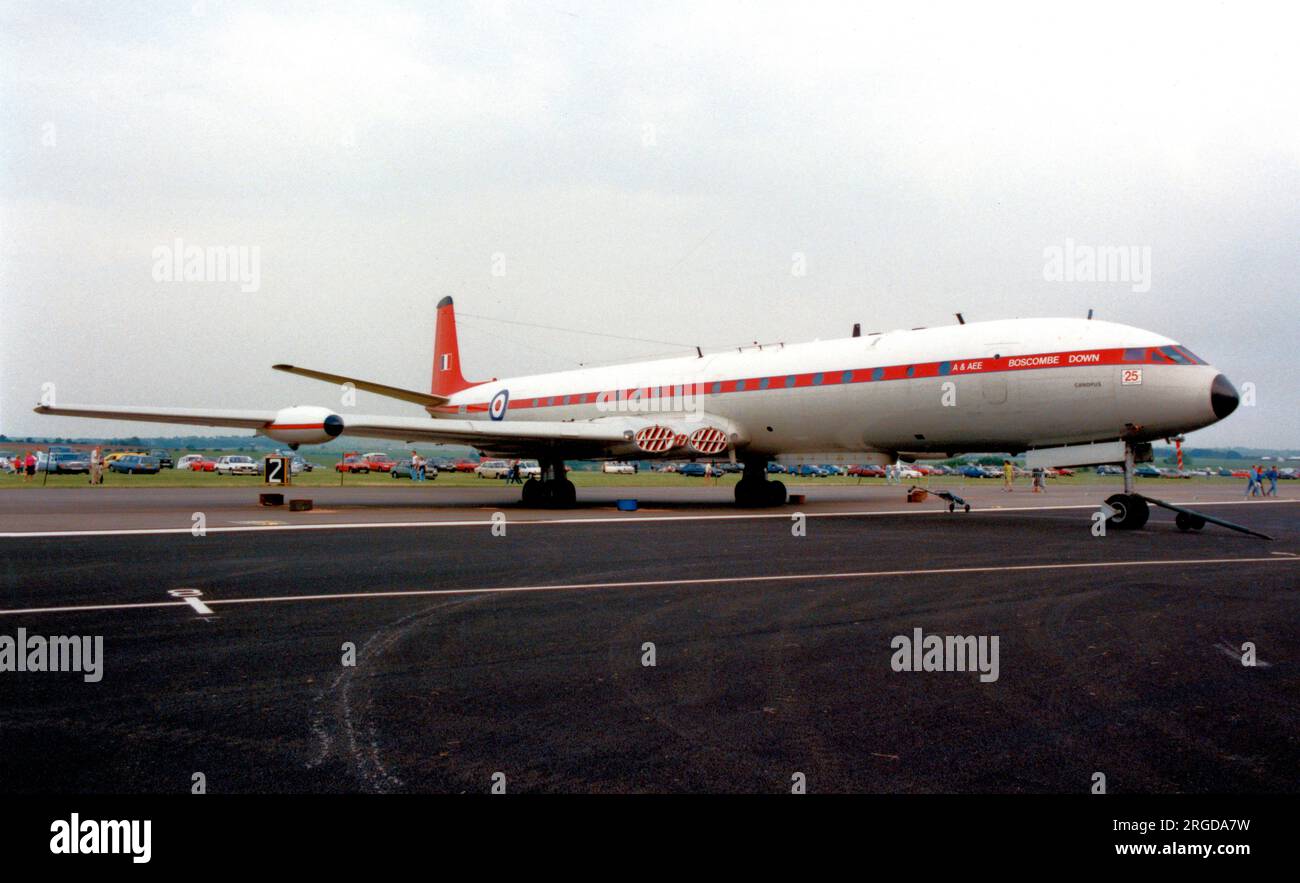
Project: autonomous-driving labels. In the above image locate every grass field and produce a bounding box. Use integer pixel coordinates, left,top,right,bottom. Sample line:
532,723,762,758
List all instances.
0,467,1256,491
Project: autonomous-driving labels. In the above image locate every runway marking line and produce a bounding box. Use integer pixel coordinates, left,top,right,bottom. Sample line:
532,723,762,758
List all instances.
1,555,1295,618
0,498,1294,539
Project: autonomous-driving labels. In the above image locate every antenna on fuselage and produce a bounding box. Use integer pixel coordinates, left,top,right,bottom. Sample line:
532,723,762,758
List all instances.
695,346,703,358
852,323,861,338
955,313,965,325
1087,308,1094,319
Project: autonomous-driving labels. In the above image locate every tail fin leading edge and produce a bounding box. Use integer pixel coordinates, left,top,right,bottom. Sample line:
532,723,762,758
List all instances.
432,296,480,397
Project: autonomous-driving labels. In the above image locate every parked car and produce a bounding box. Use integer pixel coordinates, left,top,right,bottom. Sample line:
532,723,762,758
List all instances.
363,453,395,473
103,451,146,468
148,449,174,469
109,455,161,474
765,462,786,474
215,455,259,475
517,460,541,479
602,461,637,474
475,459,512,479
335,453,371,473
1134,464,1162,478
793,464,827,477
453,459,479,473
678,462,720,477
390,458,438,480
1096,465,1123,475
46,451,90,474
959,465,988,478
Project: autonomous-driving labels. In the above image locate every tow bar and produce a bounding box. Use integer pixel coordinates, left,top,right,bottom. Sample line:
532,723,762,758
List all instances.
1138,494,1273,540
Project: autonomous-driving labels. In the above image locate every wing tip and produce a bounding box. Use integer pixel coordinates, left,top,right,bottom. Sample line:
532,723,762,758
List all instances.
272,363,293,371
437,296,454,309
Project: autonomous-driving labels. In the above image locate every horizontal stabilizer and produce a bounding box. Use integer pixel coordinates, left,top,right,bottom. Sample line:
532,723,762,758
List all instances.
272,364,449,408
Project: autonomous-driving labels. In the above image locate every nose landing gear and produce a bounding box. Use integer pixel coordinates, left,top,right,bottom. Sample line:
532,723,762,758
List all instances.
1102,441,1271,538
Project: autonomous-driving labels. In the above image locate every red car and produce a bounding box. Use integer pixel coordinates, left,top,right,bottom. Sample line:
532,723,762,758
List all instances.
453,459,479,473
362,453,395,473
848,465,885,477
335,453,371,473
189,458,217,472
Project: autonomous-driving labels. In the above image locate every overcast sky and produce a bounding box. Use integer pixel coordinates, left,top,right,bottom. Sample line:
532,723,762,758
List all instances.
2,1,1297,447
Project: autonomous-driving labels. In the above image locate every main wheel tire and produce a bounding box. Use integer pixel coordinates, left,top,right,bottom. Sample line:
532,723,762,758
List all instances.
1176,512,1192,531
521,479,543,506
734,478,760,507
554,479,577,507
766,479,787,506
1190,515,1206,530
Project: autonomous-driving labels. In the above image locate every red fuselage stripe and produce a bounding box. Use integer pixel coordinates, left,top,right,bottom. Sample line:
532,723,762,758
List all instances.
433,345,1198,414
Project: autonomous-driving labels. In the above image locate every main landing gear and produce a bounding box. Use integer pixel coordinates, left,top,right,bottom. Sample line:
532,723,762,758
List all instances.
734,458,787,507
1104,442,1149,530
520,457,576,508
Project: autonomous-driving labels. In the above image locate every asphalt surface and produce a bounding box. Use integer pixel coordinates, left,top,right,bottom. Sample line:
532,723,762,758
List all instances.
0,488,1297,793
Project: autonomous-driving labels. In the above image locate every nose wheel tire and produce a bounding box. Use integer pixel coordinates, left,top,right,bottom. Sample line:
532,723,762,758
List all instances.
1175,512,1206,531
1105,493,1150,530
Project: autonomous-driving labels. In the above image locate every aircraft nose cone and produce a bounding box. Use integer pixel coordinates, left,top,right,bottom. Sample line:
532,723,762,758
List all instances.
1211,374,1239,420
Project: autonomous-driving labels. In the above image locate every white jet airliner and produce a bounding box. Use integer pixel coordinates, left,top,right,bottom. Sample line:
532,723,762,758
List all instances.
36,297,1239,529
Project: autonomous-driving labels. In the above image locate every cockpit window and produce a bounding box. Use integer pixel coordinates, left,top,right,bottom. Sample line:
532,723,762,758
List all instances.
1156,346,1190,364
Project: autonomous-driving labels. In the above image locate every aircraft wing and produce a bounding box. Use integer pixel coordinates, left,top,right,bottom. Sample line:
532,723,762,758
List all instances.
33,403,643,456
271,364,449,408
336,415,638,455
33,403,279,430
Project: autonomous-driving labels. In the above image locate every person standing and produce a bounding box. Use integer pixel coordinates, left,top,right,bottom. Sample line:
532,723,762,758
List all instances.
23,451,36,482
1266,465,1279,497
1003,460,1014,492
410,450,423,482
90,446,102,485
1245,466,1259,498
1031,466,1045,493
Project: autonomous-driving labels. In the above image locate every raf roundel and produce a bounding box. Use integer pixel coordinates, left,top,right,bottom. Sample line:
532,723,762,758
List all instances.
489,389,510,421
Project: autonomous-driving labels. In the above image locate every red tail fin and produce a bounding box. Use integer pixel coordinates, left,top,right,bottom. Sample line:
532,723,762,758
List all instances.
431,296,477,396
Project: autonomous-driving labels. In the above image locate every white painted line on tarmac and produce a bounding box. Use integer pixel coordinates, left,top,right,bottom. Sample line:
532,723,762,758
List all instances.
167,588,214,615
1,555,1294,618
0,498,1294,539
